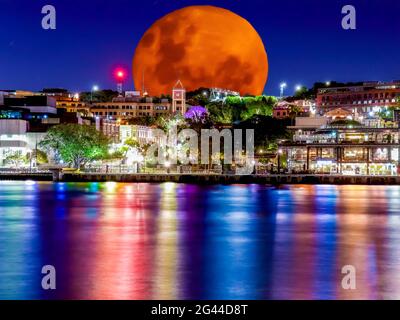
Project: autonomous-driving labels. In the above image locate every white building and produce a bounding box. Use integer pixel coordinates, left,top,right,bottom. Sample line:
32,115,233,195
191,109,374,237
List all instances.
0,119,29,166
119,125,155,145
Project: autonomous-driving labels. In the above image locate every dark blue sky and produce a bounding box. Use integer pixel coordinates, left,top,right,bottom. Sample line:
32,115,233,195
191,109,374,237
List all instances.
0,0,399,96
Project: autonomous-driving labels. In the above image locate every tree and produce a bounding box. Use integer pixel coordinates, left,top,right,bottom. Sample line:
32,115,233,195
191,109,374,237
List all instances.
186,87,210,106
207,101,234,124
286,81,364,101
156,113,187,132
26,149,48,165
240,96,276,120
79,89,119,103
330,119,361,127
4,152,27,167
289,104,303,118
234,115,292,150
40,124,110,169
120,138,141,161
206,95,276,124
293,86,308,99
127,115,157,126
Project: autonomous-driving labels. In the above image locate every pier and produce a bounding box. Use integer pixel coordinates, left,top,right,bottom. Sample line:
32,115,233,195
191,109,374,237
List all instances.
60,173,400,185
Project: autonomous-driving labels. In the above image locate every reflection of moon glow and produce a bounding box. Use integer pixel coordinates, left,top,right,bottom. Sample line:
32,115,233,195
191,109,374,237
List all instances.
133,5,268,96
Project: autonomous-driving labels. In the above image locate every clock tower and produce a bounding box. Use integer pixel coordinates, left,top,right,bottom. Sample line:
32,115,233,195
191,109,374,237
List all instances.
172,80,186,114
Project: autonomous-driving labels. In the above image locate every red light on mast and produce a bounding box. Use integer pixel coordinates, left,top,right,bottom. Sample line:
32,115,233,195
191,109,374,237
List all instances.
114,67,127,96
114,68,126,82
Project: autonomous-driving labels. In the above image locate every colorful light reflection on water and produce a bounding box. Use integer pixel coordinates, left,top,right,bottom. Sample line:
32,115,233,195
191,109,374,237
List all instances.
1,181,400,300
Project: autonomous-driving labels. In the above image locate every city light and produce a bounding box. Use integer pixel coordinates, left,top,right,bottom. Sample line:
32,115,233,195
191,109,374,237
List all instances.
280,82,287,98
114,68,127,95
295,85,302,91
114,68,127,81
326,81,331,86
91,85,99,101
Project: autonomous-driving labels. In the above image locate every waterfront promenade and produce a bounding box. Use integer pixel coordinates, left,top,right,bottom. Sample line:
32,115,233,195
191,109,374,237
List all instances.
1,171,400,185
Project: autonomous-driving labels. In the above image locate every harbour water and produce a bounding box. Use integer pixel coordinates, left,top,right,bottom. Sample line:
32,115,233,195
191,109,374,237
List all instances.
0,181,400,299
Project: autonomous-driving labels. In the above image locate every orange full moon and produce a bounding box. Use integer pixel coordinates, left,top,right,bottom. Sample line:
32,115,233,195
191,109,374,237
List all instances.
132,5,268,96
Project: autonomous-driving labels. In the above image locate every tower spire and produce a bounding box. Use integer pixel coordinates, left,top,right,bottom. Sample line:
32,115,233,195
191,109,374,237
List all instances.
172,79,186,114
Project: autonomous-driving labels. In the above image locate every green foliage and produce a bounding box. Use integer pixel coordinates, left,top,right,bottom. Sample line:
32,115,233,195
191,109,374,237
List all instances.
39,124,110,169
206,101,234,124
330,119,361,127
286,81,364,101
293,86,309,99
186,87,210,106
104,150,125,161
377,108,394,120
42,88,69,94
124,137,140,149
206,95,276,124
156,114,187,131
234,115,292,149
26,149,48,165
127,115,157,126
240,96,276,121
79,89,119,103
4,152,27,167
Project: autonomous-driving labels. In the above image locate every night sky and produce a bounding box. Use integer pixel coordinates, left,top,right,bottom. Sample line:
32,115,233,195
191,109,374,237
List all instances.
0,0,399,96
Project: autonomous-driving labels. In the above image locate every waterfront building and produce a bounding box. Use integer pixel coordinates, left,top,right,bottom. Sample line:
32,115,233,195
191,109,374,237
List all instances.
94,117,120,143
273,102,290,119
56,98,90,115
0,118,48,167
291,99,316,113
0,90,36,98
119,124,155,145
2,95,57,116
0,119,29,166
316,81,400,115
90,95,171,119
0,94,89,167
273,100,314,119
91,81,190,119
280,116,400,176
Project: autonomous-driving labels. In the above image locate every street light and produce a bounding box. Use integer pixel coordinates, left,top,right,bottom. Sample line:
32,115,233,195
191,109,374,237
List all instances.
277,149,283,174
165,160,171,174
295,85,302,92
91,85,99,102
280,82,287,99
326,81,331,86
